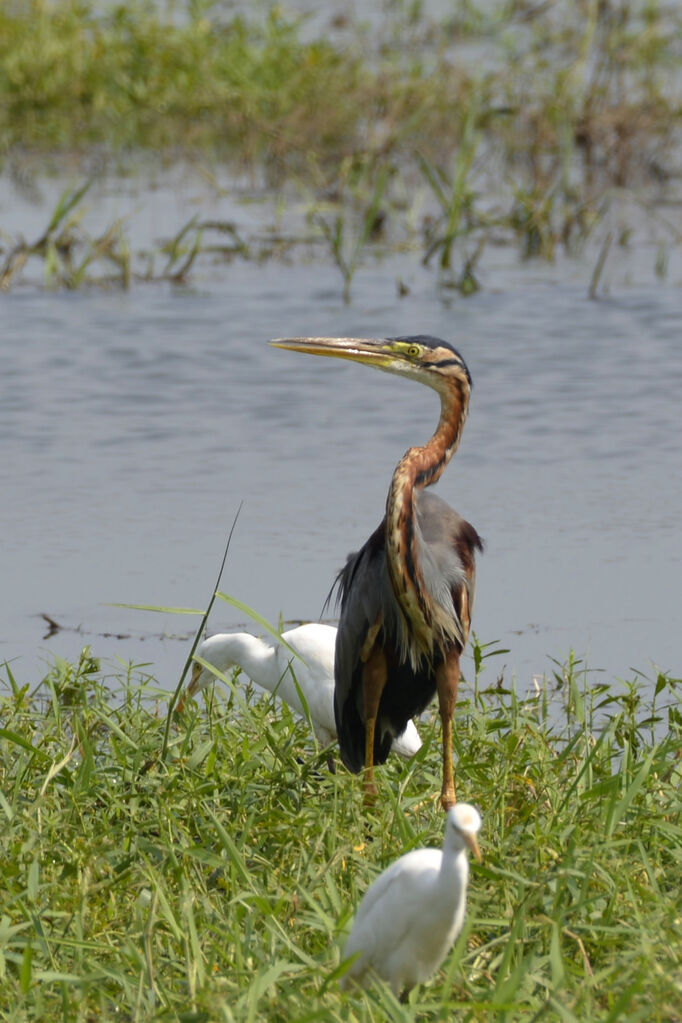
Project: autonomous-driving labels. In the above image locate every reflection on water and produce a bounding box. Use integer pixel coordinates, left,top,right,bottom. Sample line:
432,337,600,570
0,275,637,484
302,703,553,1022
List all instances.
2,256,680,695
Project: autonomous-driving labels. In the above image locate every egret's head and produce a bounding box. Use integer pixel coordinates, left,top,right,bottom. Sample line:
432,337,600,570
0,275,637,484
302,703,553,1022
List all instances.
448,803,482,861
176,661,210,712
270,335,471,396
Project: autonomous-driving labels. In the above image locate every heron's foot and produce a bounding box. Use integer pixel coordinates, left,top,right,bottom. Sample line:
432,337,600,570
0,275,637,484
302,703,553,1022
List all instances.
362,774,378,806
440,784,457,811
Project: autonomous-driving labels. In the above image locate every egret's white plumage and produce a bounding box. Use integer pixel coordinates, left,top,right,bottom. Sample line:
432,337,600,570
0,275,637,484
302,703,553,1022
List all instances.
342,803,481,1000
179,623,421,757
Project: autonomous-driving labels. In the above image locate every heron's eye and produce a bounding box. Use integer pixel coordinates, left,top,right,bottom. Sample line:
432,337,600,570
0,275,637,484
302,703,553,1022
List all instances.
407,345,421,358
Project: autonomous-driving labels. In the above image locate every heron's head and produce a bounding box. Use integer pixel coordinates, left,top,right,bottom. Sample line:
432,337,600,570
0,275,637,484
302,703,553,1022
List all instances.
270,335,471,397
448,802,482,861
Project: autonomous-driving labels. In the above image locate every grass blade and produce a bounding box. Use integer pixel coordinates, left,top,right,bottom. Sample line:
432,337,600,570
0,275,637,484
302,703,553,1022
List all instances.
160,502,243,760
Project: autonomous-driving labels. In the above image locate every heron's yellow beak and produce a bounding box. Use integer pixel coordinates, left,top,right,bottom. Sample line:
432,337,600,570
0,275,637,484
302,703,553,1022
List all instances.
270,337,394,370
464,832,482,862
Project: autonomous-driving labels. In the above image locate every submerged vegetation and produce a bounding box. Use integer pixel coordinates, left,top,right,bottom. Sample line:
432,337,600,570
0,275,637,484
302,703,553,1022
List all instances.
0,644,680,1021
1,0,681,295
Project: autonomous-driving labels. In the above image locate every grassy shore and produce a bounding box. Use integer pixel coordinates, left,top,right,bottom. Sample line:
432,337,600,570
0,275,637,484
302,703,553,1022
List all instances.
0,647,680,1021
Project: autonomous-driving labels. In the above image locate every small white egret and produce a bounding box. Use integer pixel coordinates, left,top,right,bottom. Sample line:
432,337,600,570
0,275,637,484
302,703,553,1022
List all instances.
342,803,481,1001
178,623,421,757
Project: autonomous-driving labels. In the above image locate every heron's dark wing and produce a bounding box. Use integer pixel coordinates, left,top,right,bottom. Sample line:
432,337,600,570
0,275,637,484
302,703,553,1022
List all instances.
331,511,444,772
331,495,483,773
331,522,391,772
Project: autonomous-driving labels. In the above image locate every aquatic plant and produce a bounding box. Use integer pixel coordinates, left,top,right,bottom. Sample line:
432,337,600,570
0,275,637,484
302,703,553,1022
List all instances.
310,159,393,302
1,0,679,296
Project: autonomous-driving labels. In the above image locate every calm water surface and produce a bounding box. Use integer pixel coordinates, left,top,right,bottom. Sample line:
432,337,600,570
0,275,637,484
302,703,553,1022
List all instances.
2,251,680,694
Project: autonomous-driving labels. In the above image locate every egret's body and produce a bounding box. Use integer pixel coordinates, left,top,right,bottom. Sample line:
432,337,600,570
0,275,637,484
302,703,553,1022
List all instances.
271,336,483,808
179,623,421,756
343,803,481,1000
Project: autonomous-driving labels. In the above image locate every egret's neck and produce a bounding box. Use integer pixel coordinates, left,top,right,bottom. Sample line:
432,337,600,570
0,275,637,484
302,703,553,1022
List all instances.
385,380,469,660
439,843,469,897
203,634,276,688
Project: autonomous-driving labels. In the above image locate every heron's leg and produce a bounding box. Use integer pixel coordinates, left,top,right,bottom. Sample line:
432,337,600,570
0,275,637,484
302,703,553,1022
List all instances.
436,648,461,810
361,647,387,801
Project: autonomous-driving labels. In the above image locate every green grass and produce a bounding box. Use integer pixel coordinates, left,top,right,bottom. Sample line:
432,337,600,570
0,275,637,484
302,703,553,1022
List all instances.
1,646,680,1021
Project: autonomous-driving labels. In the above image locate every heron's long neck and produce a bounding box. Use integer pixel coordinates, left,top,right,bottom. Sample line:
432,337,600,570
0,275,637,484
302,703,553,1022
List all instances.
385,378,469,661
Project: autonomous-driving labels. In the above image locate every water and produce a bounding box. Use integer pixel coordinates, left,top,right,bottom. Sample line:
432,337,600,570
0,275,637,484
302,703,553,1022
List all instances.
1,190,680,695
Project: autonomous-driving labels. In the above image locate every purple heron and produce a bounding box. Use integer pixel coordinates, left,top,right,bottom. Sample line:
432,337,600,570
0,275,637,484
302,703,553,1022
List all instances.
270,336,482,808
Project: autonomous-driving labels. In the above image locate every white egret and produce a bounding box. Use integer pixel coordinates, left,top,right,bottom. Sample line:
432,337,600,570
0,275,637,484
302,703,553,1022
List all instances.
342,802,481,1001
178,623,421,757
